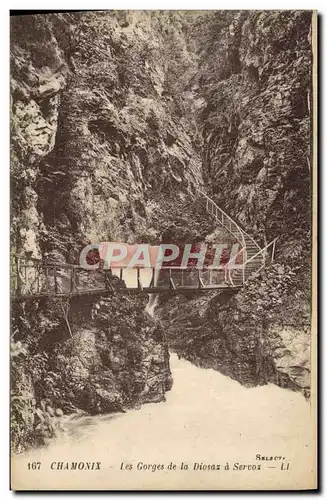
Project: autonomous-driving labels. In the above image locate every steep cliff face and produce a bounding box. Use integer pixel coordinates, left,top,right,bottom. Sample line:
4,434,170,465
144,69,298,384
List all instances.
161,11,312,396
11,11,313,452
11,14,68,259
198,11,312,258
12,293,172,452
11,12,202,259
10,11,201,452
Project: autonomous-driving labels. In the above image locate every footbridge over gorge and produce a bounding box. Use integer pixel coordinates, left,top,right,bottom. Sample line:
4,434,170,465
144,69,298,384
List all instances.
11,192,277,301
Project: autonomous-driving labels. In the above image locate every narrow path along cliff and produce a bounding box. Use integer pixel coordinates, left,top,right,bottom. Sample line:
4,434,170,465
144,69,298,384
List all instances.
12,353,313,490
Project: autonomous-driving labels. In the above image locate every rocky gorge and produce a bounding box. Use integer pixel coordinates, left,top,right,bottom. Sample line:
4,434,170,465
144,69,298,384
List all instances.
10,10,313,453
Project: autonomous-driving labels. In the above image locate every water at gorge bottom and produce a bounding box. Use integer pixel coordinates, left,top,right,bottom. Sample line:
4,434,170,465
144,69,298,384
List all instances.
12,353,314,490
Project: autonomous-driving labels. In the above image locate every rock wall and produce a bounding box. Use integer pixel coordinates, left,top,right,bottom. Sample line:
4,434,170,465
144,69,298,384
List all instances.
10,11,314,453
11,12,202,259
198,11,312,257
160,11,313,397
11,293,172,452
10,11,201,451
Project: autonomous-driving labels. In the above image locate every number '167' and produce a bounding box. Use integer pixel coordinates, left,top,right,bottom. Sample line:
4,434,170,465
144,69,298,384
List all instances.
27,462,41,470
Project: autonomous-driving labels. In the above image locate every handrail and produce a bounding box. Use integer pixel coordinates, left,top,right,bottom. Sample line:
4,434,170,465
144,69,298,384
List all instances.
244,237,278,266
11,259,234,272
271,238,277,263
11,193,276,295
199,189,262,255
226,247,245,267
198,189,238,232
225,247,245,286
198,190,278,286
199,189,246,249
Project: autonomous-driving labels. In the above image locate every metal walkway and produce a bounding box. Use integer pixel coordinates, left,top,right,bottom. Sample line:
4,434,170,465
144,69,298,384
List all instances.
11,192,277,300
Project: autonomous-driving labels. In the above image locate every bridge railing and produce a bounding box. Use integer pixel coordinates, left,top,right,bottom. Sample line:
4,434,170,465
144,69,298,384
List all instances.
224,247,246,287
10,254,244,298
11,189,275,296
200,190,264,259
11,256,109,297
199,191,280,286
222,237,278,286
157,267,231,289
199,190,246,248
245,237,278,268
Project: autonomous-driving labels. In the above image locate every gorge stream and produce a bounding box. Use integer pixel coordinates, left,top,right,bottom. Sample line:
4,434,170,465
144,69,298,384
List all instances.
10,11,315,490
112,267,160,315
12,352,313,490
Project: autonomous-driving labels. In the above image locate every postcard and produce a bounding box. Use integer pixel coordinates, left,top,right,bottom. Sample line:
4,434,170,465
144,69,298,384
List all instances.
10,10,317,490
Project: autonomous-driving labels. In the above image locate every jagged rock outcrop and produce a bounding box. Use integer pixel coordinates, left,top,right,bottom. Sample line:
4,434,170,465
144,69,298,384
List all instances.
11,12,203,260
53,293,172,413
160,11,313,396
198,11,312,257
11,10,313,455
10,11,199,452
11,291,172,452
159,263,311,395
11,15,68,258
